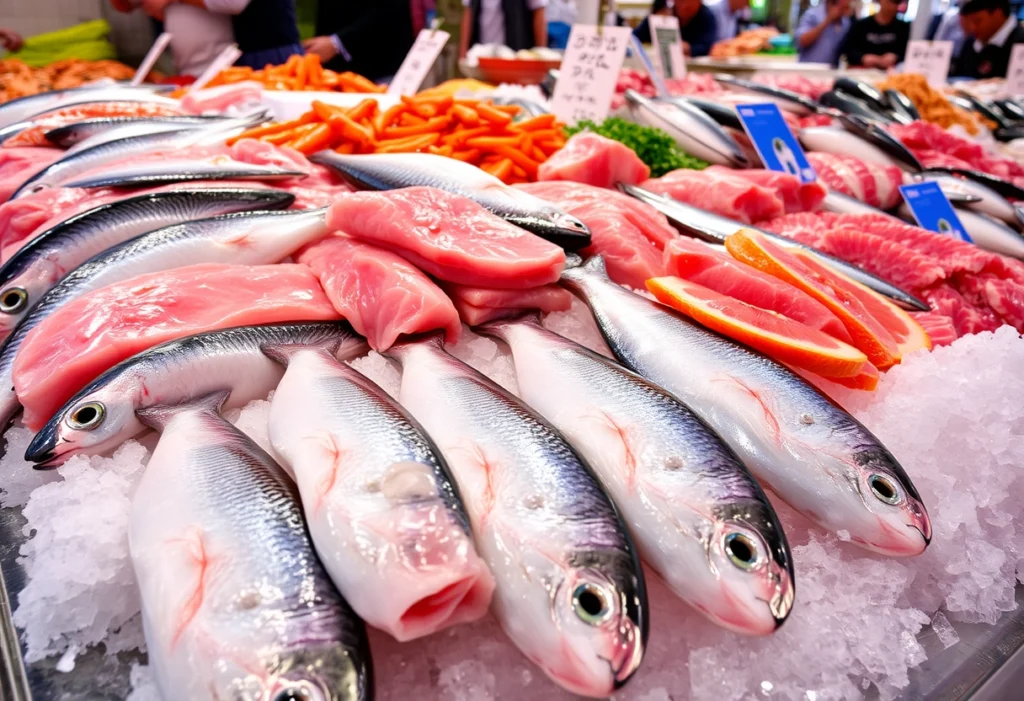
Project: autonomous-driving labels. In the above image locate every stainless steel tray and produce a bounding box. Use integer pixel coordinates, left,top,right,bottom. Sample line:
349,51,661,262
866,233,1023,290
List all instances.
3,498,1024,700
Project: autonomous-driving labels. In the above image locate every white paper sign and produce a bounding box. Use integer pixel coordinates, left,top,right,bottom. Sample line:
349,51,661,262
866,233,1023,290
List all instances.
388,29,450,96
1005,44,1024,98
903,40,953,87
551,25,632,124
648,15,686,79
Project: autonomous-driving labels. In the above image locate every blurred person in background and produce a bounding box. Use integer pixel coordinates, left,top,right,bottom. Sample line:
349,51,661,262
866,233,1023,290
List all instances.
930,2,968,58
795,0,853,65
459,0,548,56
633,0,719,57
953,0,1024,77
708,0,752,42
113,0,233,76
840,0,909,68
303,0,414,81
0,28,23,52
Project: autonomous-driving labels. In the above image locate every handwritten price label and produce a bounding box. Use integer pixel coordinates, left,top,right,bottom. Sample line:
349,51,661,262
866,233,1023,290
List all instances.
388,29,450,96
1006,45,1024,98
551,25,632,124
649,15,686,79
903,40,953,87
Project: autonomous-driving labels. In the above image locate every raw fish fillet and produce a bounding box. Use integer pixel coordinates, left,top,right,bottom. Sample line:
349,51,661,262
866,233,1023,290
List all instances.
640,168,785,224
914,150,976,172
444,283,572,311
297,235,461,351
888,121,1024,180
518,181,674,288
804,152,902,209
14,263,339,429
179,81,263,114
707,166,826,214
662,237,852,342
537,132,650,189
450,300,523,326
922,285,1001,336
3,101,185,147
909,311,958,346
0,187,97,260
326,187,565,289
0,147,62,203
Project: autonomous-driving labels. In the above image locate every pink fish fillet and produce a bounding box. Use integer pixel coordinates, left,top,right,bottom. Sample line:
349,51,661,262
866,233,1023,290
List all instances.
14,263,340,430
326,187,565,289
663,237,852,342
804,152,902,210
537,132,650,189
706,165,827,214
444,283,572,326
909,311,958,346
297,235,461,351
640,168,785,224
0,147,63,203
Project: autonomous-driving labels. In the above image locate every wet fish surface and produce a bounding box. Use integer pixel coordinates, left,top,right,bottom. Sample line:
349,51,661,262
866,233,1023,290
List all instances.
62,159,307,190
131,391,372,701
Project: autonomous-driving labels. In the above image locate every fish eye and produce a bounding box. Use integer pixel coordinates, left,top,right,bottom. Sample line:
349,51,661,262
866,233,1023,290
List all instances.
572,582,612,625
0,287,27,314
869,474,902,505
724,532,760,570
273,683,317,701
66,402,105,431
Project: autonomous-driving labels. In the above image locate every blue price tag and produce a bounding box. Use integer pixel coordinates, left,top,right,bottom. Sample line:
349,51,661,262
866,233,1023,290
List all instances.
736,103,817,184
898,182,973,243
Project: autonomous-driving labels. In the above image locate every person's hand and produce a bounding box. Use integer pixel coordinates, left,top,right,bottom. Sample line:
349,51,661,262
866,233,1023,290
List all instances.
880,52,898,68
302,36,338,63
861,54,880,67
140,0,174,21
681,40,692,57
0,28,23,52
825,3,847,23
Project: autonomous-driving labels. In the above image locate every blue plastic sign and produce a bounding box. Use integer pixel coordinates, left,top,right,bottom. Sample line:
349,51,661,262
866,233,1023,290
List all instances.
736,103,817,184
899,182,973,243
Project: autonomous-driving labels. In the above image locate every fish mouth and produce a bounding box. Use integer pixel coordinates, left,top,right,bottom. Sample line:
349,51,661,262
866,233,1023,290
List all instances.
610,617,645,688
24,423,62,468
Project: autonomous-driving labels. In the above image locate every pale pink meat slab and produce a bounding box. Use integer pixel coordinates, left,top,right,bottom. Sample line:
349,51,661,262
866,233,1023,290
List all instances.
326,187,565,289
707,166,827,214
537,132,650,189
804,152,902,209
444,283,572,311
640,168,785,224
0,147,63,203
451,299,523,326
297,235,461,351
888,121,1024,180
14,263,339,430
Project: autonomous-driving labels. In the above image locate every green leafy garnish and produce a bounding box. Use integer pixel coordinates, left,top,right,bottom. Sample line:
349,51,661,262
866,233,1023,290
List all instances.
565,117,709,177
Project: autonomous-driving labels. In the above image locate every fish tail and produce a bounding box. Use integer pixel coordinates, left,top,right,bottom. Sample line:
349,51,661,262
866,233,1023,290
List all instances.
261,337,348,366
560,254,608,287
136,389,230,429
475,312,542,342
379,330,445,364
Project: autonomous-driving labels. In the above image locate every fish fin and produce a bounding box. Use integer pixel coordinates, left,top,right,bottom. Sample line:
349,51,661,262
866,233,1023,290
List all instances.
136,389,230,429
261,341,337,367
564,252,584,269
560,255,608,286
475,313,542,342
380,331,445,363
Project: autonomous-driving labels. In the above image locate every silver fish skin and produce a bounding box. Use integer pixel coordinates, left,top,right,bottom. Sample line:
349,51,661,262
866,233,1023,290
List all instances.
916,172,1024,228
798,126,905,169
0,208,332,430
897,202,1024,259
309,151,592,251
131,391,372,701
479,317,794,635
884,89,921,122
384,335,647,697
24,322,367,467
560,257,932,558
45,115,239,148
712,74,819,115
624,90,749,167
0,86,177,129
264,346,495,642
0,188,296,339
619,183,931,311
821,190,896,216
11,115,262,198
62,159,308,190
0,99,190,146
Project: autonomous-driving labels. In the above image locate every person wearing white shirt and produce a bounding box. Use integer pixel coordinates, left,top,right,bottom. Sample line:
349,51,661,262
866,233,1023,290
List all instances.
459,0,549,56
708,0,751,42
953,0,1024,78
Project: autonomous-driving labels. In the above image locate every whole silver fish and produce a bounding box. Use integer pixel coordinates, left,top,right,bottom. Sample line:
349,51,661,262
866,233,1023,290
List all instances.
45,115,239,148
265,346,494,642
897,202,1024,259
25,322,367,466
385,335,647,697
712,74,820,115
0,85,177,129
884,89,921,122
819,90,894,124
624,89,749,167
11,115,263,198
132,391,372,701
0,208,332,429
0,100,189,146
916,171,1024,229
620,183,930,311
310,151,592,251
560,257,932,558
479,317,794,635
62,158,307,190
0,188,295,339
799,126,911,171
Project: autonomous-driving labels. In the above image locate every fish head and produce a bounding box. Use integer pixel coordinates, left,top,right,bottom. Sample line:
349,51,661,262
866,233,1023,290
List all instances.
0,263,62,337
264,641,369,701
26,376,143,467
846,443,931,557
539,551,646,696
705,501,795,635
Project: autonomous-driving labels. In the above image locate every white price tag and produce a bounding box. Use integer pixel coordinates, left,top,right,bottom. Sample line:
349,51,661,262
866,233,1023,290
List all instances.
388,29,450,97
551,25,632,124
1005,44,1024,98
903,40,953,87
648,15,686,79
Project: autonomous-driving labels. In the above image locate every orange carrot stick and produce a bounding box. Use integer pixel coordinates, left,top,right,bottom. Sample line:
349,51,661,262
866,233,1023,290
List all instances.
375,133,441,153
381,115,451,139
289,122,334,155
492,144,540,178
226,113,314,145
464,135,521,149
346,98,378,122
512,114,557,131
374,103,405,135
334,142,356,154
450,104,480,126
475,102,514,126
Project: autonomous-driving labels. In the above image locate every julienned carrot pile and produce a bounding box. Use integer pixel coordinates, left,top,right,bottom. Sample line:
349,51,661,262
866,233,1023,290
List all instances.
206,53,384,93
229,94,567,185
